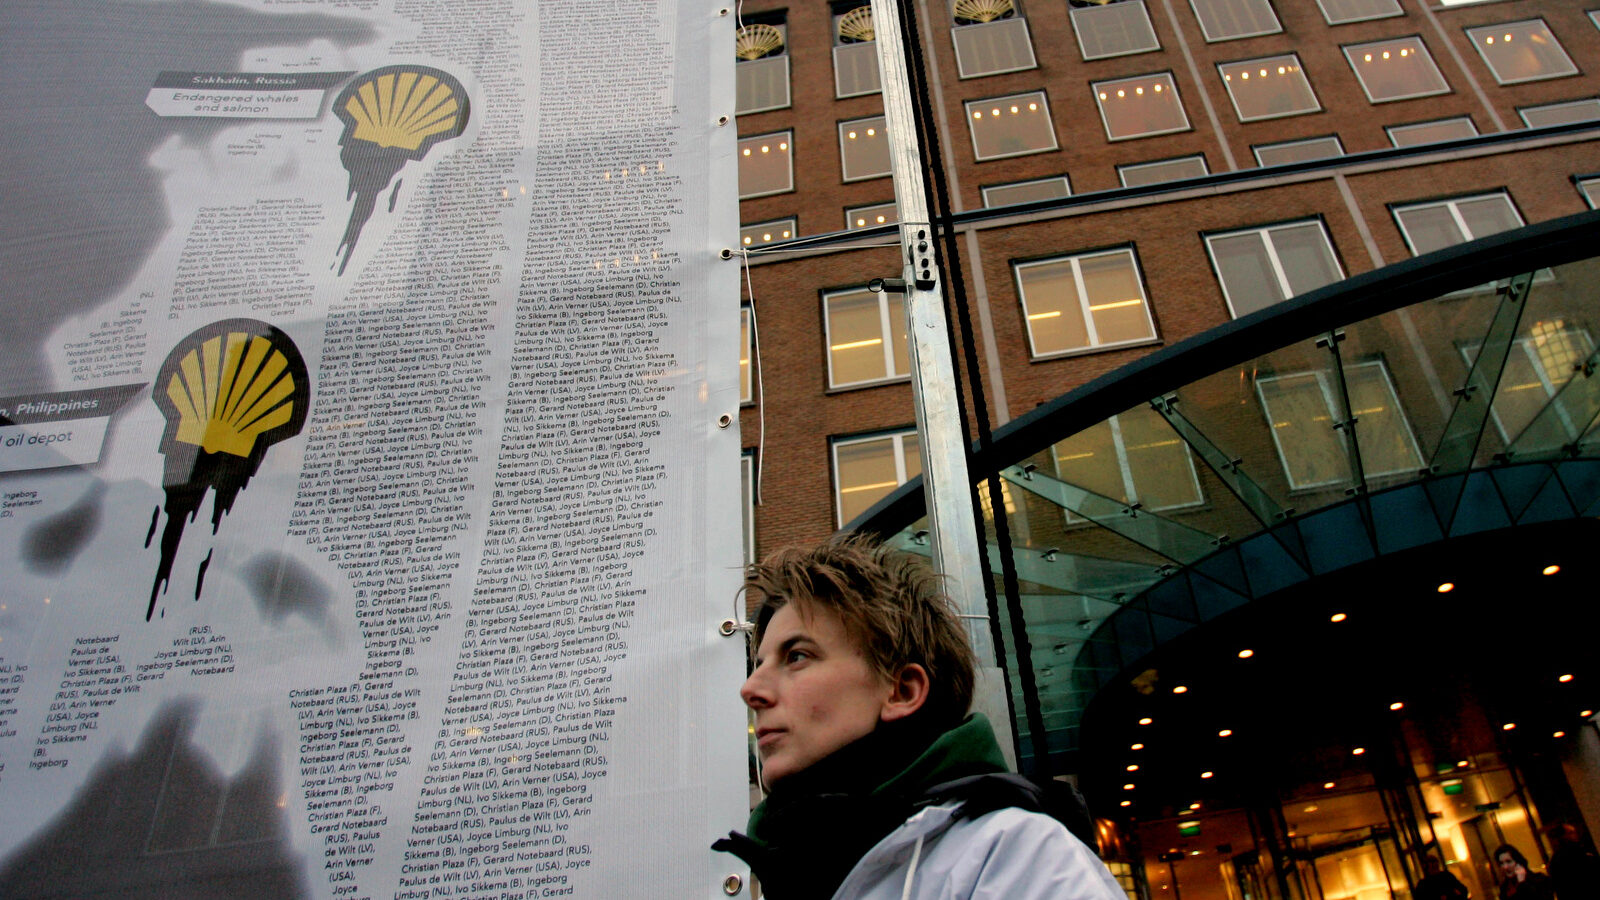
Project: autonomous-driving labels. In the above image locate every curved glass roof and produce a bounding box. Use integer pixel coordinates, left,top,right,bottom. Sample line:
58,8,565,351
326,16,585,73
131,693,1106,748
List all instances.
855,210,1600,771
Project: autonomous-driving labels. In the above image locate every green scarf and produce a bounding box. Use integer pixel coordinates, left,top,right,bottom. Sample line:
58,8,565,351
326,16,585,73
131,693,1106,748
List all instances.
713,715,1009,900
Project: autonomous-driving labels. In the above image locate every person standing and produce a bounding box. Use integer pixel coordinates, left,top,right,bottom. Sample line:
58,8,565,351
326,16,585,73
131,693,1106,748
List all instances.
1545,823,1600,900
1414,855,1469,900
1495,844,1555,900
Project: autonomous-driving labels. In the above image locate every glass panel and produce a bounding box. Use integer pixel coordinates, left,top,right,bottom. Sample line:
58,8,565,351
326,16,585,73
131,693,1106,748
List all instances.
900,432,921,482
740,307,752,403
1119,155,1208,187
1095,74,1189,140
1220,55,1318,121
1316,0,1401,24
740,454,755,564
1190,0,1281,41
1520,98,1600,128
1083,252,1156,345
738,132,793,198
1072,1,1160,60
1344,37,1450,102
833,41,882,97
846,202,897,230
835,435,903,524
1580,177,1600,209
1395,205,1467,255
1388,117,1478,147
740,218,796,248
1210,231,1284,317
1467,20,1579,84
1055,421,1126,502
886,293,910,378
952,18,1037,78
1275,223,1343,296
827,289,889,385
1255,136,1343,167
840,116,891,181
1258,371,1349,489
1018,259,1092,354
967,92,1056,160
1346,362,1422,478
982,177,1070,208
1121,406,1202,509
1456,196,1522,241
736,56,790,115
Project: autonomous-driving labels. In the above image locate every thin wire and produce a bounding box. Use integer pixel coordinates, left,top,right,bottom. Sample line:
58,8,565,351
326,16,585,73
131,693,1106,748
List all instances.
742,236,903,256
741,248,766,506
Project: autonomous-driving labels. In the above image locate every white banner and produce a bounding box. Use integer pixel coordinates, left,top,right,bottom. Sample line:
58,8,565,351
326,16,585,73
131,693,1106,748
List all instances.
0,1,747,897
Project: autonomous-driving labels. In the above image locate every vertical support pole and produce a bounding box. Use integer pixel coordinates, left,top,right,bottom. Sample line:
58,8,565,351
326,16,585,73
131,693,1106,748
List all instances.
870,0,1009,760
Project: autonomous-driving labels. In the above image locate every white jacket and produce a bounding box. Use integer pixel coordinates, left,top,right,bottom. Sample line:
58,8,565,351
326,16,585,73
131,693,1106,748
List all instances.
831,802,1128,899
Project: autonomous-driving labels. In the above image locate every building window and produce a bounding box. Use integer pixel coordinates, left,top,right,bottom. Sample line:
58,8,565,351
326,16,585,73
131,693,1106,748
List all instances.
846,202,897,230
1053,406,1202,514
1219,55,1319,122
982,176,1071,208
740,218,796,248
735,19,790,115
1591,10,1600,31
1392,192,1523,256
1072,1,1160,60
1190,0,1281,42
1467,20,1579,85
1257,361,1421,490
738,131,793,198
1387,117,1478,147
1119,154,1209,187
1015,248,1157,358
833,429,920,526
1315,0,1401,25
1580,176,1600,209
951,0,1037,78
1205,220,1344,318
1094,73,1190,140
966,91,1058,160
1343,37,1450,103
840,116,891,181
741,452,756,564
1254,135,1343,167
825,286,909,388
740,307,754,404
1519,98,1600,128
834,3,882,98
1466,324,1596,443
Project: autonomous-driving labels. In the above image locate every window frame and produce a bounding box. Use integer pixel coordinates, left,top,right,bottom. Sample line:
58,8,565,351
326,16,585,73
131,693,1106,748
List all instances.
1341,36,1451,104
1093,72,1192,141
1314,0,1402,26
735,17,791,116
832,2,882,98
1466,19,1580,86
740,451,757,564
1391,191,1525,257
1252,135,1344,167
949,3,1038,80
1203,218,1345,319
1118,154,1209,187
981,175,1072,208
1461,327,1597,444
1218,53,1321,123
838,115,892,182
1256,360,1422,491
1189,0,1283,43
845,202,898,230
1071,0,1161,61
1578,174,1600,209
740,217,797,249
1013,246,1160,360
831,428,919,527
964,90,1059,161
822,285,910,390
739,306,754,405
1386,116,1478,147
738,130,794,199
1518,98,1600,128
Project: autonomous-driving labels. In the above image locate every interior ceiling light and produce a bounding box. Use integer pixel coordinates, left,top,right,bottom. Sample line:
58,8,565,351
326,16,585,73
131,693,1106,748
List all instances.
1218,729,1233,737
1352,747,1366,755
1127,764,1140,772
1542,564,1560,575
1124,783,1136,790
1131,743,1145,751
1238,649,1254,659
1121,800,1133,807
1554,731,1566,738
1503,723,1517,731
1323,781,1336,789
1173,685,1189,694
1189,802,1201,810
1201,771,1215,779
1139,717,1153,725
1304,805,1319,813
1390,701,1405,711
1331,612,1348,623
1458,760,1470,768
1437,582,1455,593
1189,850,1202,856
1559,674,1573,683
1582,710,1594,718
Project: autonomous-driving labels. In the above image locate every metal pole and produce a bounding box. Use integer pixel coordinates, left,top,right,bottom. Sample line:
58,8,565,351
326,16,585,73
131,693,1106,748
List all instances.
869,0,1011,762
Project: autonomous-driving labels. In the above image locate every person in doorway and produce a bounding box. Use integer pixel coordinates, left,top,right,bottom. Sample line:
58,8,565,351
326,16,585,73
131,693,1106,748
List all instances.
1544,823,1600,900
1414,855,1469,900
1494,844,1555,900
712,536,1125,900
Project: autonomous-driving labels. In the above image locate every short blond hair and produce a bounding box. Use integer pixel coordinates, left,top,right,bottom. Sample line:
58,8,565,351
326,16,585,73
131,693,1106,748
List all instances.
745,534,976,729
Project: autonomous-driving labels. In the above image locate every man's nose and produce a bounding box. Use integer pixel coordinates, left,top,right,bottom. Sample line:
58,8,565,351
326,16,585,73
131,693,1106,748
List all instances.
740,666,773,709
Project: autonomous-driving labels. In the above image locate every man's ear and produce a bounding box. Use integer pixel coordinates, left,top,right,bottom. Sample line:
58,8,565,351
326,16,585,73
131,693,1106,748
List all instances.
879,663,930,723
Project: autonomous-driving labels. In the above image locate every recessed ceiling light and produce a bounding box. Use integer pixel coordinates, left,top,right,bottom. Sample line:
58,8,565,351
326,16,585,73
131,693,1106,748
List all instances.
1173,685,1189,694
1139,717,1153,726
1323,781,1336,790
1554,731,1566,738
1437,582,1455,593
1218,729,1233,737
1503,723,1517,731
1201,771,1215,779
1189,850,1202,856
1121,800,1132,807
1124,783,1136,790
1189,802,1201,810
1582,710,1594,718
1238,649,1254,659
1542,565,1560,575
1127,764,1140,772
1352,747,1366,755
1559,674,1573,683
1330,613,1347,623
1390,701,1405,711
1131,743,1145,751
1304,805,1319,813
1458,760,1470,768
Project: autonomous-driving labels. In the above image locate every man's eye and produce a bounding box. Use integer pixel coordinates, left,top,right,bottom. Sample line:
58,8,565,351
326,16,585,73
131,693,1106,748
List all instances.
786,650,811,664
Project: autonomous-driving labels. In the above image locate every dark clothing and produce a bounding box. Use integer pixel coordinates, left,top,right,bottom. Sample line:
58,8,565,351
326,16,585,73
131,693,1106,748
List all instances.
1500,871,1556,900
1414,870,1469,900
1550,843,1600,900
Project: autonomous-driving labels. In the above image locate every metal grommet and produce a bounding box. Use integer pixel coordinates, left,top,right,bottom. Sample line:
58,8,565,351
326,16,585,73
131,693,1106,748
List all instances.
718,413,732,428
719,618,740,636
717,115,729,126
720,248,734,260
719,7,730,15
723,874,744,895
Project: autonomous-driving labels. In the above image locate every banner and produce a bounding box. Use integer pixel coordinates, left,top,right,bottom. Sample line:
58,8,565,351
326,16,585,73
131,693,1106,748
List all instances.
0,1,748,897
